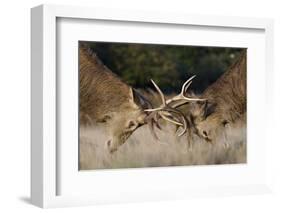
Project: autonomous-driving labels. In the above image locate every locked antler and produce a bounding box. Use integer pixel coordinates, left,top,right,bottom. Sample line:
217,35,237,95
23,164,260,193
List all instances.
145,76,205,139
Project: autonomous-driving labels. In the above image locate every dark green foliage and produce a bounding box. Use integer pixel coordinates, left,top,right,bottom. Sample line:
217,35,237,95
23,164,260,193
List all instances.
83,41,243,93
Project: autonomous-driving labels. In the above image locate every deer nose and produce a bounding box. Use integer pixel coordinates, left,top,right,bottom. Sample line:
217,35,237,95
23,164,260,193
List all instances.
106,140,117,153
202,130,208,137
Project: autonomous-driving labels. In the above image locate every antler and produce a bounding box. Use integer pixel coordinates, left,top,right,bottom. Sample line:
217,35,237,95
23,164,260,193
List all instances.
145,79,188,138
145,76,205,139
166,75,205,108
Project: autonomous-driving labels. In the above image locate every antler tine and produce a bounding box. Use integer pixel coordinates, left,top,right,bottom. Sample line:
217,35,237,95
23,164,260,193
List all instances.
144,79,168,112
159,112,183,126
165,107,188,137
181,75,206,101
181,75,196,95
160,107,188,137
166,76,205,106
184,80,192,94
150,79,166,106
144,108,163,112
177,114,187,137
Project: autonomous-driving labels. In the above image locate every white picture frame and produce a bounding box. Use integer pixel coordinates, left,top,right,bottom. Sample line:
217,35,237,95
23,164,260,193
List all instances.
31,4,274,208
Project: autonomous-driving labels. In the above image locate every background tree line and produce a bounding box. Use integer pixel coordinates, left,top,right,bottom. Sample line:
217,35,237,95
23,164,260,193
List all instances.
84,41,244,94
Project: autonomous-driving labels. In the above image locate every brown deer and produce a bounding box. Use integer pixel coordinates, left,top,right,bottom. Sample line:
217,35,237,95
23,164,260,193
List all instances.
79,43,149,153
186,50,247,144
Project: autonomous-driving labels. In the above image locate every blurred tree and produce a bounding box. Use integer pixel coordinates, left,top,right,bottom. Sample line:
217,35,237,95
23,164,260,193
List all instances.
84,41,243,94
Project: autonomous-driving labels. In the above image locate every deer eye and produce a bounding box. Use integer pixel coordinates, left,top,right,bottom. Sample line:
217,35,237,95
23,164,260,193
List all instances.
127,121,138,130
99,115,111,123
202,130,208,137
222,120,229,126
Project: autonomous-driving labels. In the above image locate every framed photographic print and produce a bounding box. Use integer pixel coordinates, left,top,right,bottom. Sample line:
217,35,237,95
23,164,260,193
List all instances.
31,4,274,208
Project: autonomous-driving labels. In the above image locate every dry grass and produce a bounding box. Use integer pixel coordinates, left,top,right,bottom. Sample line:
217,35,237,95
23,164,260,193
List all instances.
79,123,246,170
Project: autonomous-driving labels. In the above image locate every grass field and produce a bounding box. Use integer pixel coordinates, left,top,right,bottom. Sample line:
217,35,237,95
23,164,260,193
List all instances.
79,123,246,170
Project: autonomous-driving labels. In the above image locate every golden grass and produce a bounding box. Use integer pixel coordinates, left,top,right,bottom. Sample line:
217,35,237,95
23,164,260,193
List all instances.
79,123,246,170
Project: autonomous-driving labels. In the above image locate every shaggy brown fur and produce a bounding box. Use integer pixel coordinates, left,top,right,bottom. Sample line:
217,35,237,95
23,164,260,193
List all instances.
80,45,131,123
79,43,147,153
202,50,246,122
188,50,247,143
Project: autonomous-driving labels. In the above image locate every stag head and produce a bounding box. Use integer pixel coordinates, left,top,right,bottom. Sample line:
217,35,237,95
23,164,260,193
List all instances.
105,88,149,153
187,100,231,143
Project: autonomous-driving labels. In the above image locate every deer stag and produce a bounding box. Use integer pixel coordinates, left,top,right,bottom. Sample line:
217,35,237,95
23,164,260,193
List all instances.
186,50,247,145
80,43,151,153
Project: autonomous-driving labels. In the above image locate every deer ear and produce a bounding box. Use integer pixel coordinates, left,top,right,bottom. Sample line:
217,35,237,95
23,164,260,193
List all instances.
203,101,216,119
129,88,152,109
